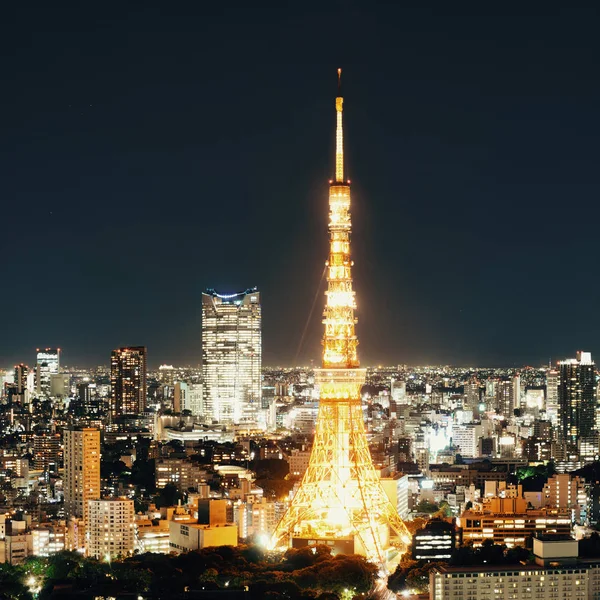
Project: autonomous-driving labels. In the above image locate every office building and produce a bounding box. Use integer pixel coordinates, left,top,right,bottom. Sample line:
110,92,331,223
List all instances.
452,424,482,458
87,499,135,560
463,380,480,410
557,351,597,459
286,447,312,479
35,348,60,397
110,346,147,418
169,499,237,553
546,368,559,427
63,427,101,524
50,373,69,397
458,497,571,547
412,519,457,561
13,364,28,396
202,288,261,425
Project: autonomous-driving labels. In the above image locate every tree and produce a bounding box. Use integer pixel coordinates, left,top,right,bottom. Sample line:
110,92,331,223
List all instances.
154,483,183,507
253,459,289,479
0,563,33,600
433,501,452,518
415,500,439,513
404,517,427,536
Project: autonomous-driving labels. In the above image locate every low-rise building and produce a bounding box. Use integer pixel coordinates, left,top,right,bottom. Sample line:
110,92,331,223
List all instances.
430,537,588,600
412,519,458,561
286,448,311,479
458,497,571,548
155,457,207,492
169,520,237,553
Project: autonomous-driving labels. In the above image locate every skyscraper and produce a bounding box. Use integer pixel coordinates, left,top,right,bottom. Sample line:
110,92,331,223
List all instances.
110,346,147,418
557,351,597,460
35,348,60,397
546,369,559,427
495,378,514,416
63,427,101,523
12,364,29,405
14,364,28,395
272,71,411,566
202,288,261,425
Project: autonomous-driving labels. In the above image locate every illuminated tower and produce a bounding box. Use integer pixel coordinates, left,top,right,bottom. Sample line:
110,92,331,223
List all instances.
272,71,411,565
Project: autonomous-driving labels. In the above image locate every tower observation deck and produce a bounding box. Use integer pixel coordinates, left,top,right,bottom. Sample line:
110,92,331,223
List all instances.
271,71,411,567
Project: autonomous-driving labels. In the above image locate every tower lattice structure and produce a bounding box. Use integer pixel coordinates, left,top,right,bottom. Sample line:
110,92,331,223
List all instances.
272,71,411,565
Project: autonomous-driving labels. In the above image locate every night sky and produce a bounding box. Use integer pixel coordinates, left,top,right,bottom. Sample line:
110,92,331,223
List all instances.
4,4,600,368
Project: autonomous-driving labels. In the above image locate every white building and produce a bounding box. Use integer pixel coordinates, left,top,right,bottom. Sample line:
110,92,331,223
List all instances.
31,523,66,557
174,381,204,416
247,498,279,539
430,538,588,600
87,499,135,559
202,288,261,426
452,424,481,458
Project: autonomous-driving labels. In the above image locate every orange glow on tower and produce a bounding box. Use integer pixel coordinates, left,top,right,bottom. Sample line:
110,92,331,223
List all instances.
271,71,411,567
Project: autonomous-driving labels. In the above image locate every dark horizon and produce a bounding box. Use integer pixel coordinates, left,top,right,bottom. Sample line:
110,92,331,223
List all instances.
4,4,600,369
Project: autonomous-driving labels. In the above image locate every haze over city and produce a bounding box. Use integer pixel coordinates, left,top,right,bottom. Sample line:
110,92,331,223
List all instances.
4,4,600,367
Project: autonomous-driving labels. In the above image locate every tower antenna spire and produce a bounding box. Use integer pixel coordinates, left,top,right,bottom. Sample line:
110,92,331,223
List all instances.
335,68,344,183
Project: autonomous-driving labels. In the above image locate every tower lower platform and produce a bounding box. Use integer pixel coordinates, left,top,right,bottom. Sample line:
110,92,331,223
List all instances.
271,369,411,567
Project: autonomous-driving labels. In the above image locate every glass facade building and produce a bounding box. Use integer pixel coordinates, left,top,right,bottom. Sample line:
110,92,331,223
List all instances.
558,351,597,460
201,288,261,426
36,348,60,397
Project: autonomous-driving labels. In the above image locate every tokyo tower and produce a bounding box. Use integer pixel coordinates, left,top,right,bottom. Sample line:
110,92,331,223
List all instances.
271,71,411,566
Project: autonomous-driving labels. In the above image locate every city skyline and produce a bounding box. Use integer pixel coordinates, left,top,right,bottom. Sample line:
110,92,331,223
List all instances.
5,4,600,367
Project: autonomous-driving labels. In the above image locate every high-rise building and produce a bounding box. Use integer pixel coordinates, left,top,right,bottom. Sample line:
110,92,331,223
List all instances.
494,377,520,417
87,499,135,560
463,380,480,410
33,433,61,471
452,424,482,458
546,369,559,427
35,348,60,397
63,427,101,524
14,364,28,395
202,289,261,425
110,346,147,418
271,71,411,566
12,364,29,406
557,351,597,460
